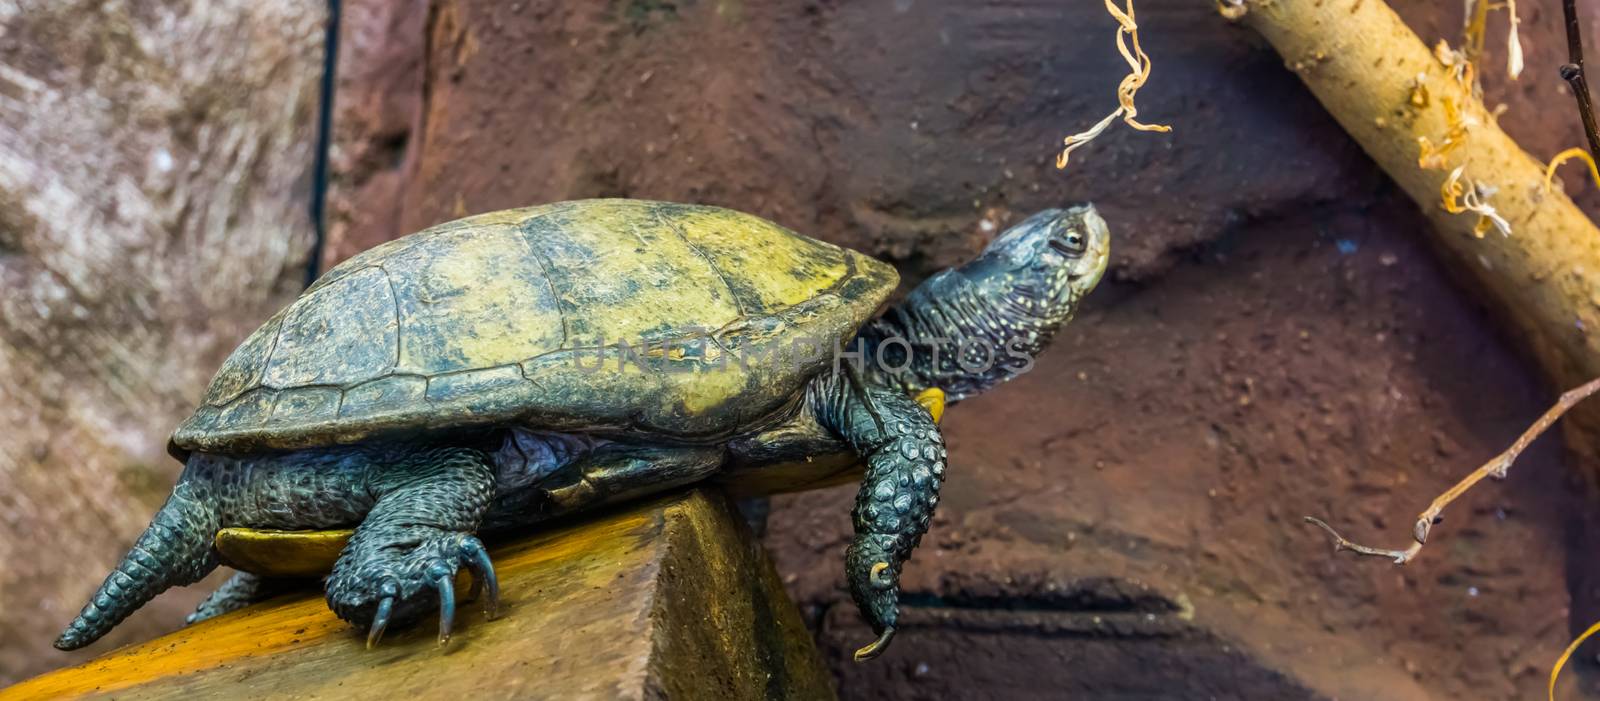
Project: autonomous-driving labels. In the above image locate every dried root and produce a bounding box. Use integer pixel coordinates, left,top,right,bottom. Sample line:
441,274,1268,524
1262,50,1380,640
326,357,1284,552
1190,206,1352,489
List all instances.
1460,0,1524,83
1505,0,1525,79
1056,0,1171,170
1410,80,1511,236
1434,42,1476,95
1417,93,1476,170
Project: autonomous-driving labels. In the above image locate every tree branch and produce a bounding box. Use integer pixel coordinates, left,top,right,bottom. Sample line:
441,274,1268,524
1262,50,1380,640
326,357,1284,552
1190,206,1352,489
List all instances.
1562,0,1600,167
1306,377,1600,565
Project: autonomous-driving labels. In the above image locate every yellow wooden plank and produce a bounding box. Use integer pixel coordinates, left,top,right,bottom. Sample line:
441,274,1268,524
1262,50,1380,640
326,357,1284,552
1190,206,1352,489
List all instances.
5,490,832,701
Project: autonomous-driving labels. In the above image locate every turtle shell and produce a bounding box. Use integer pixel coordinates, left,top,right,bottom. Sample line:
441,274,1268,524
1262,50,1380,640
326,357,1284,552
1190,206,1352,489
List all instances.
172,199,898,455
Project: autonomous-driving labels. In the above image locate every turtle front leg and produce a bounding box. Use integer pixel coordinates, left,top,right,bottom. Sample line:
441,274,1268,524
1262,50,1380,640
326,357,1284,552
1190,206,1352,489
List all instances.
807,369,946,662
325,445,498,647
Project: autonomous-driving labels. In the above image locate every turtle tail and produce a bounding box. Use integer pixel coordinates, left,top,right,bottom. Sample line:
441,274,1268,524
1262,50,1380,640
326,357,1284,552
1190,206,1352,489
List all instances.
55,458,221,651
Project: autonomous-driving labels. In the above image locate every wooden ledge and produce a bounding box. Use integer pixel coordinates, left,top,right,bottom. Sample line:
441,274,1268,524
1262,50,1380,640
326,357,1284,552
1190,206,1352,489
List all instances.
4,490,833,700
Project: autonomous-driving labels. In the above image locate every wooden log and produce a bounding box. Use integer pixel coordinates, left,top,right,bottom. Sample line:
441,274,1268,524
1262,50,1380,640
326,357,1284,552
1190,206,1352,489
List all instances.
1,490,834,701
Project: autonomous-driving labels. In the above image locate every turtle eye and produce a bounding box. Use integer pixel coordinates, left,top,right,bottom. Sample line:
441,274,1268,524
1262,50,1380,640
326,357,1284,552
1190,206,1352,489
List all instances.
1048,231,1087,257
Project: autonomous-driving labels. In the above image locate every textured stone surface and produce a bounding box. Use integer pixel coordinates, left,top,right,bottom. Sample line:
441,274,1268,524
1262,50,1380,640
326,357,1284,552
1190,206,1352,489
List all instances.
0,0,323,683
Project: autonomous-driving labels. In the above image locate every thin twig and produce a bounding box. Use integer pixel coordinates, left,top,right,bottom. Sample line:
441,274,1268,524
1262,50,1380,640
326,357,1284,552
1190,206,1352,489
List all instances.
1562,0,1600,167
1304,516,1421,563
1306,376,1600,565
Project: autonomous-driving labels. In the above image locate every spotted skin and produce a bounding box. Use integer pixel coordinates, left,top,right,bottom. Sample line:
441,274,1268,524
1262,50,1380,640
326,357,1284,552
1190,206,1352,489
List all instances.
859,205,1111,402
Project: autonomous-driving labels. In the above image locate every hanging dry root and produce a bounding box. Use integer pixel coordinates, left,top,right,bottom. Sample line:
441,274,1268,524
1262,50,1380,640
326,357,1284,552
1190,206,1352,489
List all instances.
1055,0,1171,170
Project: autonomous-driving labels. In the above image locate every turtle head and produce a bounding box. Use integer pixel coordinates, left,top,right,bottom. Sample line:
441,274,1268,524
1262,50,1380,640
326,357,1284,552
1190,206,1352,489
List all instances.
960,204,1111,319
845,534,901,662
855,204,1111,401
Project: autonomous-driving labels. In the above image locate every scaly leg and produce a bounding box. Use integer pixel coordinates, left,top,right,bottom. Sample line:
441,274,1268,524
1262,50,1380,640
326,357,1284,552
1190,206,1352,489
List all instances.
324,446,498,647
807,367,946,661
59,448,370,649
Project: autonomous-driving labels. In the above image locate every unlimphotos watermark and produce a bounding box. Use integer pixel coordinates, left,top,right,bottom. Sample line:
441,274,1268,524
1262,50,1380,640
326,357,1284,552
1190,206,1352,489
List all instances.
568,327,1034,377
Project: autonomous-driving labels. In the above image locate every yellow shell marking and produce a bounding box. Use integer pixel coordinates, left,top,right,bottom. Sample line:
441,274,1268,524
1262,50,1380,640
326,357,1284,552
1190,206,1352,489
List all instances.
537,202,743,345
385,224,566,374
670,207,848,312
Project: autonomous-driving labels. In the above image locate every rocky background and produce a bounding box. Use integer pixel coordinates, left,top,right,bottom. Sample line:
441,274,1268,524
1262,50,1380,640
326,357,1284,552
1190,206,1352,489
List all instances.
6,0,1600,698
0,0,323,682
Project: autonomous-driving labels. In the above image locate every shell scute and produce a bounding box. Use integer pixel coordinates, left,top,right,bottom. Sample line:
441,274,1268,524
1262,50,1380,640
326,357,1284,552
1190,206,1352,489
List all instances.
529,202,744,346
338,375,427,419
269,387,341,426
425,366,527,403
262,267,398,389
384,224,566,375
216,389,277,431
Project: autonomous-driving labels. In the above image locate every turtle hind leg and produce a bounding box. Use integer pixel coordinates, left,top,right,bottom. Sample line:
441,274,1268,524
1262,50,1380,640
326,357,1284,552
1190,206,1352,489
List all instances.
59,447,387,649
187,571,305,624
324,445,498,647
55,461,222,650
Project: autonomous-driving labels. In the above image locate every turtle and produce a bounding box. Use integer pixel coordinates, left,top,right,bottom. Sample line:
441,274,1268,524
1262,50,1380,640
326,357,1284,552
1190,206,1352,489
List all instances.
55,198,1111,661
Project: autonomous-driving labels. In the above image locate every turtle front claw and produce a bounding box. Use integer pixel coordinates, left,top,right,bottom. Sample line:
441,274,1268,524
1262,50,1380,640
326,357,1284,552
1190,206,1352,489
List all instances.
853,627,896,662
367,594,395,649
844,538,904,662
461,537,500,619
327,532,498,649
432,566,456,646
